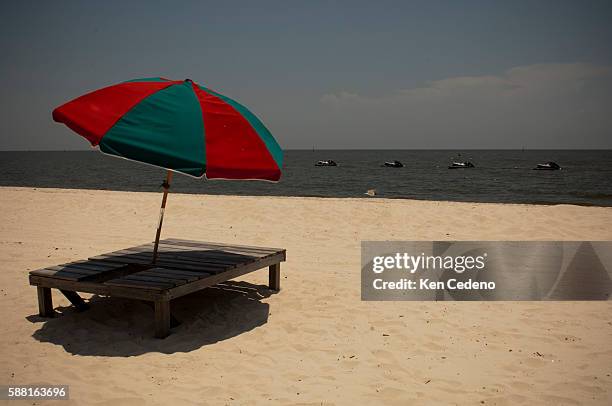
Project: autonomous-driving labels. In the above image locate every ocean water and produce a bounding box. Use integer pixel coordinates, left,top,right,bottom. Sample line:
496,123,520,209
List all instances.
1,150,611,206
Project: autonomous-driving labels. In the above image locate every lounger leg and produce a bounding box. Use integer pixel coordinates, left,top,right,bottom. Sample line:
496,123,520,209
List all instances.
37,287,54,317
269,263,281,291
143,301,180,327
154,299,171,339
60,290,90,312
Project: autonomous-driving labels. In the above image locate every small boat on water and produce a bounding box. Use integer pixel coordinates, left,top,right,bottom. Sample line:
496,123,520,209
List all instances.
383,160,403,168
533,161,561,170
448,161,475,169
315,160,338,167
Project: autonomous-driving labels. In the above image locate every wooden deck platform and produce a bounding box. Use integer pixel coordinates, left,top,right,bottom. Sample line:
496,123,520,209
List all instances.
28,238,286,338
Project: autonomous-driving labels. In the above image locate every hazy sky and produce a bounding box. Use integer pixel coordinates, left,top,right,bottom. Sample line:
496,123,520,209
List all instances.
1,0,611,150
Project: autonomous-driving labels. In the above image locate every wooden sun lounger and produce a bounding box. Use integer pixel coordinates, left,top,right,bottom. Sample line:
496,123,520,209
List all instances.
28,238,286,338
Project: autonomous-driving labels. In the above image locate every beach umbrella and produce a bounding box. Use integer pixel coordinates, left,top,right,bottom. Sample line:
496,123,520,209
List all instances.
52,77,283,262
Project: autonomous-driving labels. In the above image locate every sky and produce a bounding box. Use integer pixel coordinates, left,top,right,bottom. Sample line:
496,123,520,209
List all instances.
1,0,611,150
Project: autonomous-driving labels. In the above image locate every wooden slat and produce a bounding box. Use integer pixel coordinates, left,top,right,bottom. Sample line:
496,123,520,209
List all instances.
161,241,281,256
120,246,252,267
138,247,246,267
136,272,194,283
154,242,271,259
30,261,128,280
162,250,263,262
103,278,172,290
30,268,85,281
95,249,156,260
32,267,126,282
44,266,107,276
123,274,185,287
89,254,226,273
57,261,126,271
78,259,127,267
131,243,262,260
138,269,202,282
94,249,230,270
146,267,209,278
161,238,282,254
163,237,283,252
139,256,227,272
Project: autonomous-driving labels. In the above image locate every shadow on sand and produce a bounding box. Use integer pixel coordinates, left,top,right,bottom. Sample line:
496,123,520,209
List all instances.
27,281,274,356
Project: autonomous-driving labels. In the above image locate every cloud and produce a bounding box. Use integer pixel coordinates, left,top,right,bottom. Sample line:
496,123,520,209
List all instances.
319,63,612,148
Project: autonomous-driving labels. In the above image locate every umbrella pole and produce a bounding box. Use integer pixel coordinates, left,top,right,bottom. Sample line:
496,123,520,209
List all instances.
152,170,173,264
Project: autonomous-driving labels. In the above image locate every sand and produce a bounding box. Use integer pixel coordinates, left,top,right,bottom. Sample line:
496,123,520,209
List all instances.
1,186,611,405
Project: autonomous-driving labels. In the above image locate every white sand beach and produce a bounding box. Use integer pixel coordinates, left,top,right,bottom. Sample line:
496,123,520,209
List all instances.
1,187,611,405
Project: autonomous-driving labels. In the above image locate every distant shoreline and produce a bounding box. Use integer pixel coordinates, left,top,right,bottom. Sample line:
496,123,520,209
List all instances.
2,186,610,208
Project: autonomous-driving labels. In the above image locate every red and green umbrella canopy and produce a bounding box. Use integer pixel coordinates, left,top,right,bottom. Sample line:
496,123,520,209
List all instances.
52,77,283,181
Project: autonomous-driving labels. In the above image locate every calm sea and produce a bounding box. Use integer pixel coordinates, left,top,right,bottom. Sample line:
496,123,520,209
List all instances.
1,150,611,206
